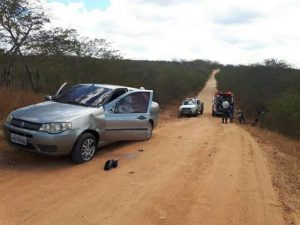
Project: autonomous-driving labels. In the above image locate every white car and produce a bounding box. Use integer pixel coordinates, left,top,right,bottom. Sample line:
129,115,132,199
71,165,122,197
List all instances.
178,98,204,117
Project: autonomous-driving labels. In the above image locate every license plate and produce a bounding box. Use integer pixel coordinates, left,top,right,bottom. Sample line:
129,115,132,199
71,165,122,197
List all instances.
11,133,27,146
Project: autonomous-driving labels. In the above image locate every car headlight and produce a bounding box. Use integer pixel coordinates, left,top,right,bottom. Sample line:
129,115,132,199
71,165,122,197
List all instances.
6,113,12,123
39,122,72,134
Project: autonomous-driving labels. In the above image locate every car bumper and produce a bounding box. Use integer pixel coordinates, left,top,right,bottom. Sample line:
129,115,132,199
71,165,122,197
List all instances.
180,111,197,115
215,112,223,115
3,123,81,156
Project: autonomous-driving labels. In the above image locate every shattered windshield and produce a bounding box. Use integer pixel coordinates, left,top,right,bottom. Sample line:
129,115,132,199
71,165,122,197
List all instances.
54,85,112,107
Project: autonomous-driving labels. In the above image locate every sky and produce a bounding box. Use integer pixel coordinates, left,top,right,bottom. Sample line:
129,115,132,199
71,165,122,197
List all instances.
44,0,300,66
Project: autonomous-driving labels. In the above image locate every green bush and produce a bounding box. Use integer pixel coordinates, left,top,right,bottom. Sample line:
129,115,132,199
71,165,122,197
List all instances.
262,93,300,138
0,56,212,107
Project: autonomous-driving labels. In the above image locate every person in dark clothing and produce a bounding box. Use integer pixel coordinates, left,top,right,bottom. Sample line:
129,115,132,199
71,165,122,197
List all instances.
237,109,246,124
251,105,265,126
229,103,234,123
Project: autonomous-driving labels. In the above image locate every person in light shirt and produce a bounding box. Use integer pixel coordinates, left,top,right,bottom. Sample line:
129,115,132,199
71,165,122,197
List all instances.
221,100,230,124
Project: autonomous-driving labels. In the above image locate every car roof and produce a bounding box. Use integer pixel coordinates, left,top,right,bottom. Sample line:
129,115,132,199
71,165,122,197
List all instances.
184,97,199,101
79,84,139,91
215,91,233,96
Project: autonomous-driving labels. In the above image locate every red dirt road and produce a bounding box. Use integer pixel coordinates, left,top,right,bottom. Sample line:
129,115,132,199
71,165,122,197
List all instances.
0,72,286,225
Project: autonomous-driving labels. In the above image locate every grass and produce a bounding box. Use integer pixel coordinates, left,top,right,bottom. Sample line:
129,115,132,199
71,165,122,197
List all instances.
0,87,43,123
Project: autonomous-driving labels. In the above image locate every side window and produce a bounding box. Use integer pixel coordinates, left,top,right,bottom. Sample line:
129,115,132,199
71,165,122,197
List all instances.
115,92,150,114
107,90,127,104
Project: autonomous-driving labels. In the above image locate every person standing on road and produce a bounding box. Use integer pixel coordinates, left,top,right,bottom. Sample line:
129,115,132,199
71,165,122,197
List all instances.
229,103,234,122
222,100,230,124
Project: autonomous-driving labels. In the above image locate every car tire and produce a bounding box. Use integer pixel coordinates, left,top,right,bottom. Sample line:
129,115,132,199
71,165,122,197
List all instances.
145,121,153,140
72,133,96,164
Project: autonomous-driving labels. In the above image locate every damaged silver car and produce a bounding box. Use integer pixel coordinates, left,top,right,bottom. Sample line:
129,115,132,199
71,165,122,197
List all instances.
3,83,159,163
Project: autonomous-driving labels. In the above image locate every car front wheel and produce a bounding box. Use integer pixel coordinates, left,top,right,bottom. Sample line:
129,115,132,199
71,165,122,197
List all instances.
72,133,96,164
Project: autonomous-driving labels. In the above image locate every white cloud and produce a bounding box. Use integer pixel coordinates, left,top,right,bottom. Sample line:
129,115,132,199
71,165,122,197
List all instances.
44,0,300,66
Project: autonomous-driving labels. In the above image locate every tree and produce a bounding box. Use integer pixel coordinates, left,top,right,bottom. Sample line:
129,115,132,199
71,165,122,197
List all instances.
0,0,122,91
0,0,49,55
264,58,292,69
77,38,122,59
0,0,49,90
29,28,81,56
29,28,122,59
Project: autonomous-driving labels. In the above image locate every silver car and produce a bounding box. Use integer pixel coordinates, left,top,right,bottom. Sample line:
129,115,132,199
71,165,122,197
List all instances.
3,83,159,163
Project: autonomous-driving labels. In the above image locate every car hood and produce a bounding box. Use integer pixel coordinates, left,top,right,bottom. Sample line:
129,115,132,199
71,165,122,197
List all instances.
11,101,98,123
179,105,196,110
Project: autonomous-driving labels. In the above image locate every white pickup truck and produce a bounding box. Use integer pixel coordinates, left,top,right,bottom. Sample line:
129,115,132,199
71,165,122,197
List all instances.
178,98,204,117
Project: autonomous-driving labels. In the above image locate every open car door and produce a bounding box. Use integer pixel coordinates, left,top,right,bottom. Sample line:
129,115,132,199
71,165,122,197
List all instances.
104,90,153,141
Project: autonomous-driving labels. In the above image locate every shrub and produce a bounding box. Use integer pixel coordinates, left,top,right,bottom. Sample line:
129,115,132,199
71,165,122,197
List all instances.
0,87,42,122
0,56,212,120
262,92,300,138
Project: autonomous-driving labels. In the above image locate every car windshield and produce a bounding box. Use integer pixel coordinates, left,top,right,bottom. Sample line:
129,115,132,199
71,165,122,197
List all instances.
183,100,196,105
54,85,112,107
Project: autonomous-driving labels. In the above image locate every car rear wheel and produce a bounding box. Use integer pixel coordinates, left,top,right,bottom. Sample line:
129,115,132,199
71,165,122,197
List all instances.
72,133,96,164
145,122,153,140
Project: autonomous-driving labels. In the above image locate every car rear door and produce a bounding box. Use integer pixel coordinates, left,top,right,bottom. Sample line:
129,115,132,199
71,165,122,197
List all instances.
104,90,153,141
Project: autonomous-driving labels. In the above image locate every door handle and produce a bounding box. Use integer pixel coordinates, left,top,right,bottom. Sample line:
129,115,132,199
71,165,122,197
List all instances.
137,116,147,120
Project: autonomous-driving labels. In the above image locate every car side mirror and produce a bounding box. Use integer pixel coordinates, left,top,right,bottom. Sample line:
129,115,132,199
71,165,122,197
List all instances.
45,95,52,101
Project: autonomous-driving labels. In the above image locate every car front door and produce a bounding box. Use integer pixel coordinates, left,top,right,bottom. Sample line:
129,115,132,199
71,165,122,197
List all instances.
104,90,153,141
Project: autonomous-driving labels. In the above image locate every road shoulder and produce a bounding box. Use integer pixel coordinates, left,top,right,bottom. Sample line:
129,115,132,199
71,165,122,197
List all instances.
244,125,300,225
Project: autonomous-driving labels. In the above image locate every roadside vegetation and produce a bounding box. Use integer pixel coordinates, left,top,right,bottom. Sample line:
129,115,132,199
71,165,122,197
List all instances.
0,56,212,109
216,60,300,139
0,87,42,124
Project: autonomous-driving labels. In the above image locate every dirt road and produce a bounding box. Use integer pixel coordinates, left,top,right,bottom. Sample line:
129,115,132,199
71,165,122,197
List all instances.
0,72,286,225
